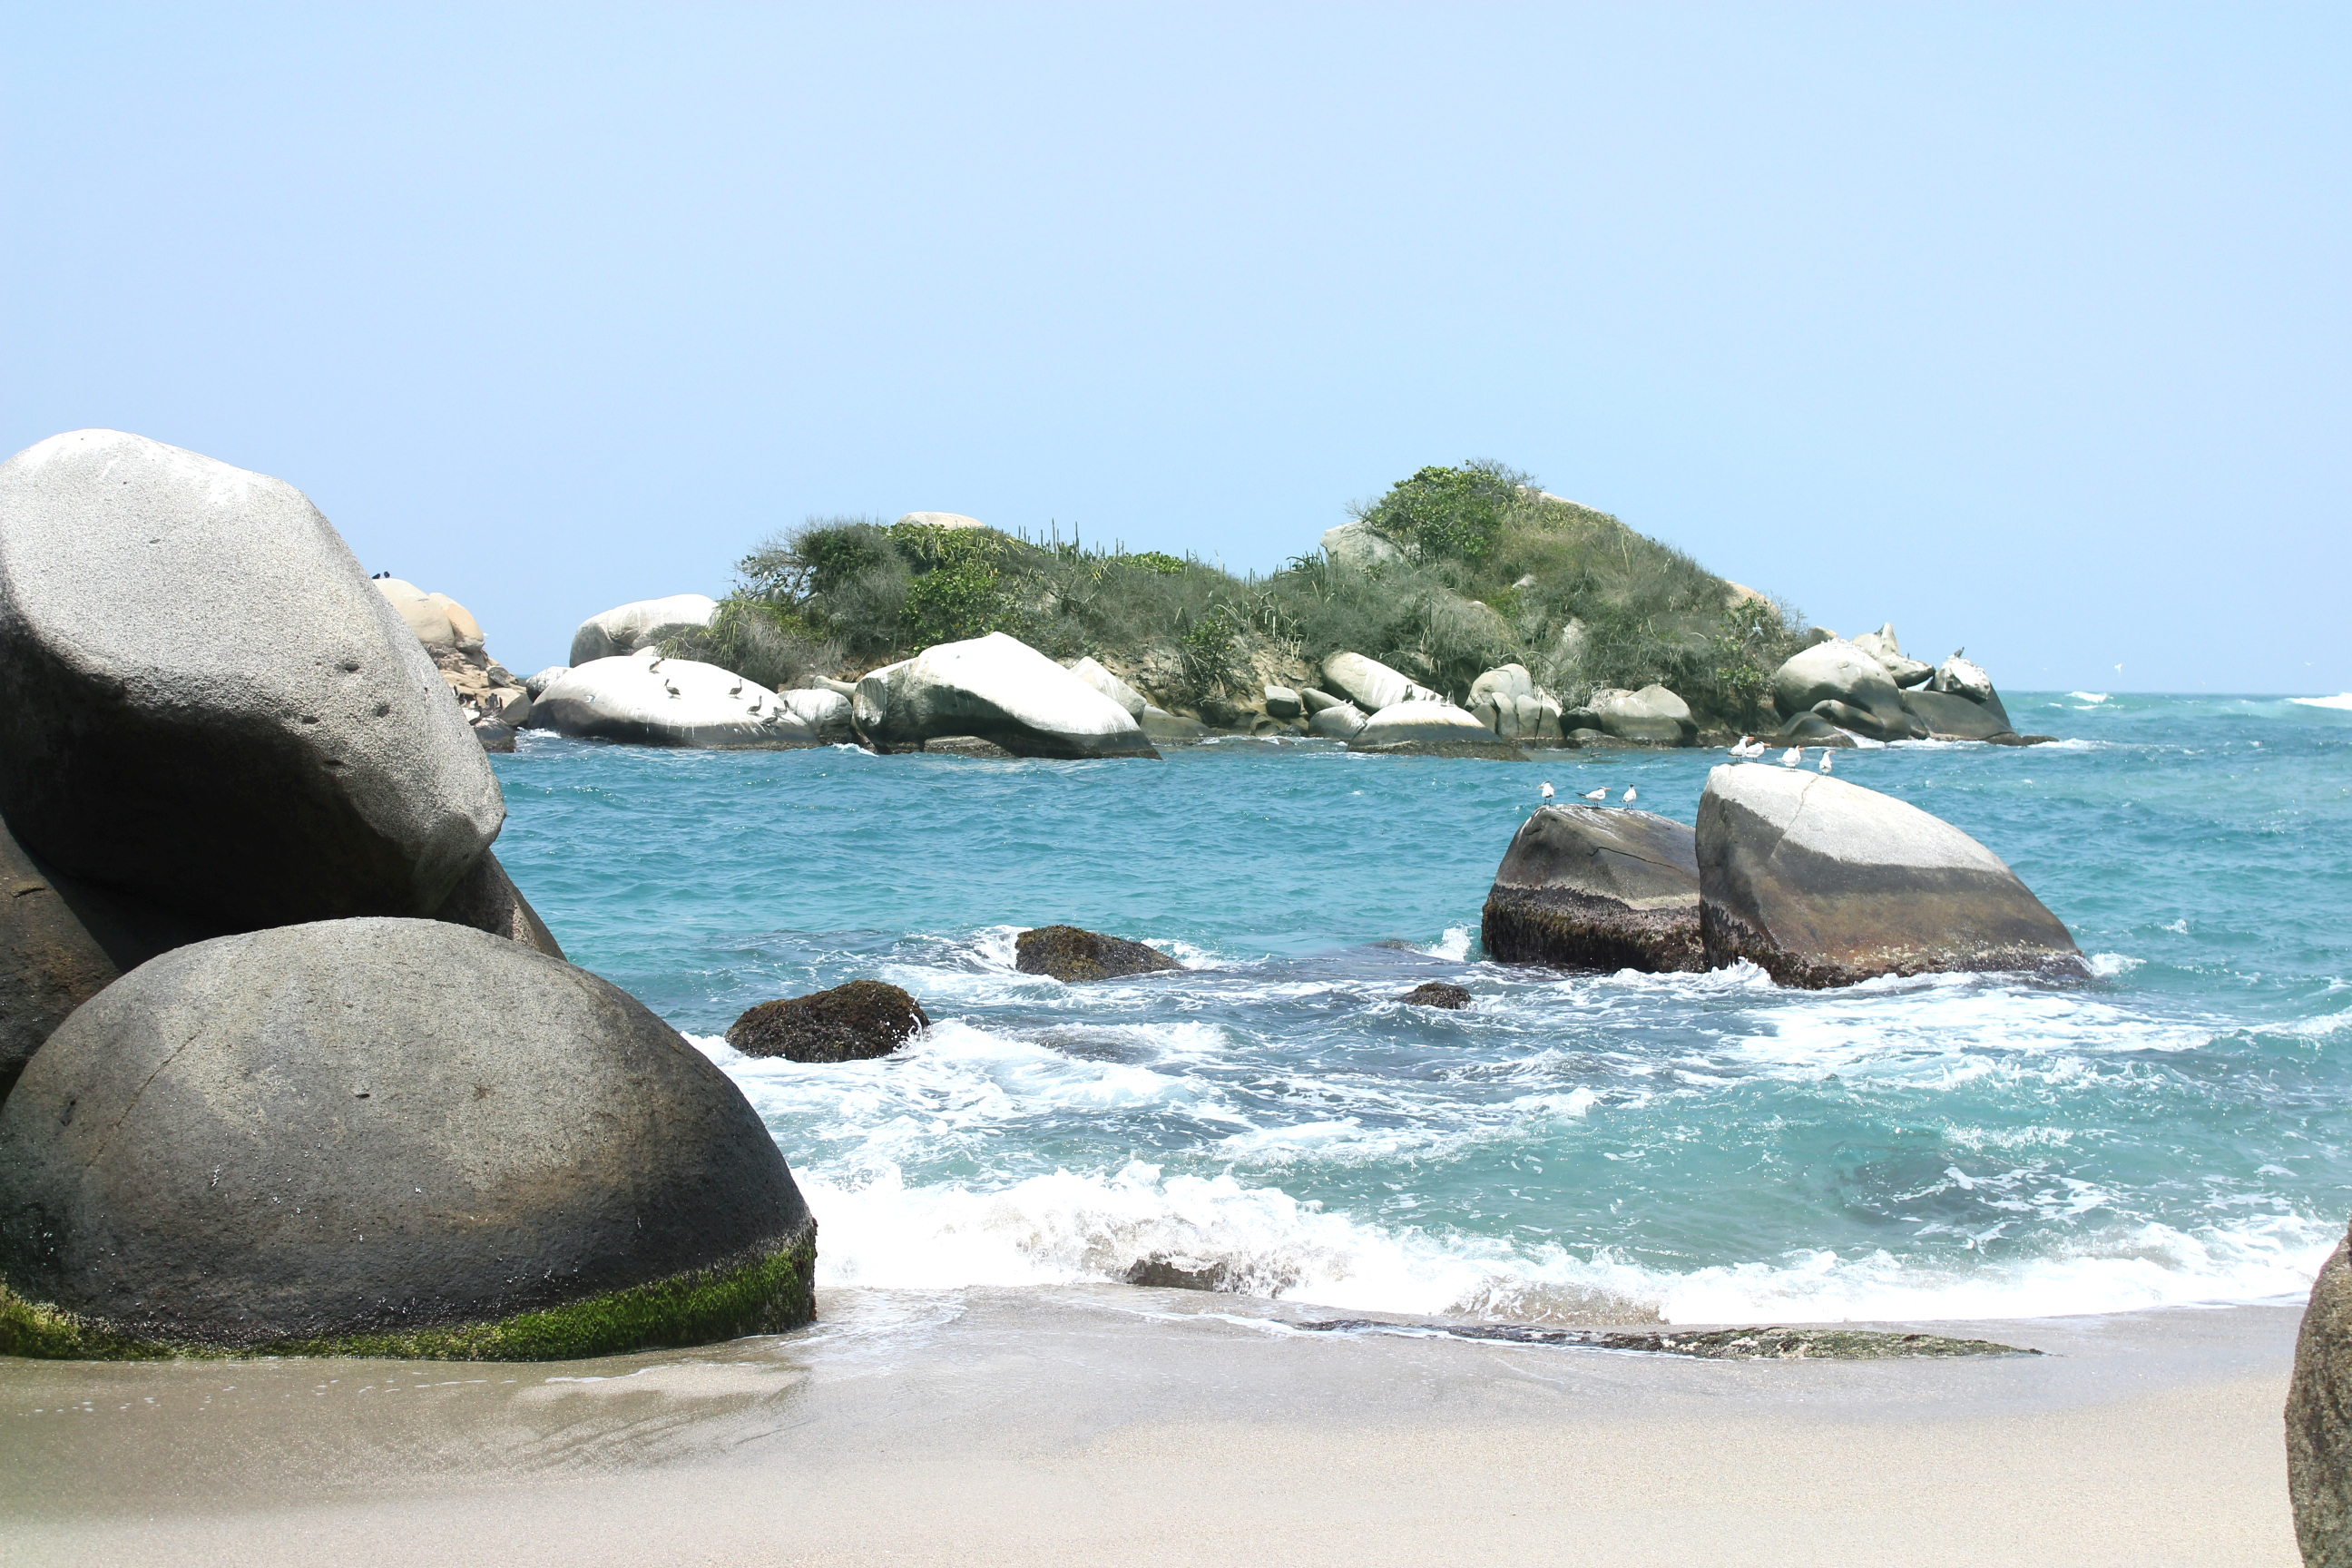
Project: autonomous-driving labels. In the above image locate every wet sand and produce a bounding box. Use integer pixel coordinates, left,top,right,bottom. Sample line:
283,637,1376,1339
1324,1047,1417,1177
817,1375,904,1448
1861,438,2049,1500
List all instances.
0,1289,2302,1566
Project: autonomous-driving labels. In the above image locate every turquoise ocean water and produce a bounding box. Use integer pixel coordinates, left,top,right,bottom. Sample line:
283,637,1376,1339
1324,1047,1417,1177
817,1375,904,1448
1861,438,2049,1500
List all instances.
490,692,2352,1324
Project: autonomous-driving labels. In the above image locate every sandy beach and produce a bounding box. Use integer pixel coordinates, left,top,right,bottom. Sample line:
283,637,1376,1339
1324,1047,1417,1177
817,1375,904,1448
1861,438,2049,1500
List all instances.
0,1290,2302,1567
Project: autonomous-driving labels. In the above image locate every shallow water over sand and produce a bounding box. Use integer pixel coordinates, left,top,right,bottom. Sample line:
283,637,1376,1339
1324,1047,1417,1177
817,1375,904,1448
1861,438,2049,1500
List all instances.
489,692,2352,1324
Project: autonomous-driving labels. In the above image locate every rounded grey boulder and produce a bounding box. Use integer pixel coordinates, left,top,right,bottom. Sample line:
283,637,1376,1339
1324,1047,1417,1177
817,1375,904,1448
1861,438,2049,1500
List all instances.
0,431,504,929
1770,640,1917,741
1696,764,2085,988
1482,804,1703,972
0,918,813,1357
2290,1219,2352,1567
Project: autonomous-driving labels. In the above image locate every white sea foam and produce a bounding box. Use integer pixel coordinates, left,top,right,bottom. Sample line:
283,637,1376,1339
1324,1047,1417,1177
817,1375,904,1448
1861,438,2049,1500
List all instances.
2291,693,2352,710
1416,926,1473,961
2087,953,2144,978
2070,691,2110,704
779,1156,2331,1325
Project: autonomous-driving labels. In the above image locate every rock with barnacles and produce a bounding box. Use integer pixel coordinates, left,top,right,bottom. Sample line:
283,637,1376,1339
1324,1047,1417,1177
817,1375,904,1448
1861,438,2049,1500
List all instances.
1015,925,1184,982
727,980,931,1063
1482,805,1702,973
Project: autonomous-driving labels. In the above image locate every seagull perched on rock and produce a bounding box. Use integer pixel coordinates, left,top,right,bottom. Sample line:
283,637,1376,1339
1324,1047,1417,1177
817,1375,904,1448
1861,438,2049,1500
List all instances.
1540,781,1554,805
1583,786,1609,800
1622,787,1637,805
1818,750,1834,773
1781,746,1804,767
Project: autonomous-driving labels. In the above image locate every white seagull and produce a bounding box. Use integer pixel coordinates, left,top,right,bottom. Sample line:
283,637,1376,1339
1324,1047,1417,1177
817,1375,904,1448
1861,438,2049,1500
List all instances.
1583,786,1609,800
1818,750,1834,773
1541,781,1554,804
1781,746,1804,767
1622,787,1637,805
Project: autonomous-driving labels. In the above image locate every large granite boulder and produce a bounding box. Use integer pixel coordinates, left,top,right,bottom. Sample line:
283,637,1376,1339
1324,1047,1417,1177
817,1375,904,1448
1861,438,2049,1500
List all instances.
1593,684,1697,746
1066,657,1149,718
2290,1220,2352,1566
1770,640,1921,741
0,430,505,930
524,666,570,699
1482,805,1703,972
1930,653,1995,705
1015,926,1183,982
534,652,834,748
727,981,931,1063
1468,665,1564,740
1696,764,2086,987
1900,688,2018,742
1307,702,1367,740
1321,521,1403,572
894,511,985,530
854,633,1160,760
568,593,720,667
0,919,814,1358
1849,623,1934,689
1353,701,1499,747
1321,652,1443,712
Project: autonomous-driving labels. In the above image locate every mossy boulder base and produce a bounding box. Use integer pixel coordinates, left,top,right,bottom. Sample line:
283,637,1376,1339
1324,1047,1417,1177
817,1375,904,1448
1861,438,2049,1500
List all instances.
0,430,505,929
1696,763,2085,988
728,981,931,1063
0,919,814,1359
1015,926,1184,982
1482,805,1702,973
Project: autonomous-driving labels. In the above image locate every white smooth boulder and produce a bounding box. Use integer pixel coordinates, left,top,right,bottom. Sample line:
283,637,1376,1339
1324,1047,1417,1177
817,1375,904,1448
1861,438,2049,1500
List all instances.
1307,702,1367,739
1321,521,1403,572
1065,656,1148,718
535,652,835,748
1321,652,1443,712
1851,622,1933,689
568,593,720,667
1930,654,1996,705
1696,763,2085,988
1592,684,1696,745
1353,702,1503,748
376,578,459,649
853,633,1160,760
895,512,986,530
1468,664,1563,740
0,430,505,930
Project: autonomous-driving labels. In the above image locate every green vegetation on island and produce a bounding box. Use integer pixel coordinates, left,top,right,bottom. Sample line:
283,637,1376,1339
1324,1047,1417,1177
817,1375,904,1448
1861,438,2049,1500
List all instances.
667,461,1807,730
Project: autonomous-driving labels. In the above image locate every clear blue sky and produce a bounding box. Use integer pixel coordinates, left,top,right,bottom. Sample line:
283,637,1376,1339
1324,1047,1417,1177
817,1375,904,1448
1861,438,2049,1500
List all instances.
6,4,2345,690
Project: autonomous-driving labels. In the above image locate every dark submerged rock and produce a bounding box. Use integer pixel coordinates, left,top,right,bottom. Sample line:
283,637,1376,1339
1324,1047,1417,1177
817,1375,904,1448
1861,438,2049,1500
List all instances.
1696,763,2086,988
0,430,505,931
1399,981,1472,1009
0,918,814,1358
1481,805,1703,973
2291,1219,2352,1567
1015,925,1184,983
727,981,932,1063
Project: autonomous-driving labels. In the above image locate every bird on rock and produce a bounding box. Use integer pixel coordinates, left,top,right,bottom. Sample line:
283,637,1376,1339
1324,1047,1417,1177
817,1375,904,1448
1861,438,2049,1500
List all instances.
1781,746,1804,767
1541,781,1554,804
1622,787,1637,805
1583,787,1609,800
1818,750,1834,773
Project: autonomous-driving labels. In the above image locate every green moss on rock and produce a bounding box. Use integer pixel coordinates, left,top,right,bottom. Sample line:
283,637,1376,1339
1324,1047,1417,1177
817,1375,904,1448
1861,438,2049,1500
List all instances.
0,1224,815,1364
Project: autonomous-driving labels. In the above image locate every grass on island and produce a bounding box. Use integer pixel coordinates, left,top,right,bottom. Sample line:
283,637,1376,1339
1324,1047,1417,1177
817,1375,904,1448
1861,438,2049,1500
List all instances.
0,1225,815,1363
662,460,1808,730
